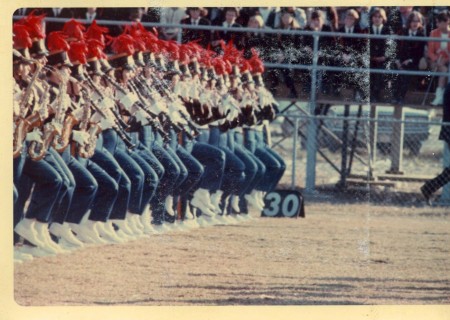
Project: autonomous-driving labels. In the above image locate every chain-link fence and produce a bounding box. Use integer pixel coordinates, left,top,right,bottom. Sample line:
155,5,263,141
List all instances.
270,100,450,204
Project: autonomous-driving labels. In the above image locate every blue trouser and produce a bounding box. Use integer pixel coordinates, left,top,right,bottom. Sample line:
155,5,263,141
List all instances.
91,146,130,221
129,147,159,215
149,136,181,223
78,156,119,222
13,148,27,243
191,129,225,192
209,126,245,197
174,145,204,219
244,129,285,192
255,130,286,190
63,156,98,224
16,155,63,223
45,148,76,224
235,131,266,194
165,146,188,193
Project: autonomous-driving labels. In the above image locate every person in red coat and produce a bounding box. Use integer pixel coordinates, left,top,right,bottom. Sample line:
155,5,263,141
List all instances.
428,11,450,105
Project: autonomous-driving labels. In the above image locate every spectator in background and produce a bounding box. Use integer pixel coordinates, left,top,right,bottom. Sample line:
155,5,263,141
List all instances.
311,7,339,31
387,6,414,34
276,8,302,98
207,7,224,25
211,7,243,50
301,10,335,94
335,9,369,100
242,14,279,96
159,7,188,40
181,7,211,47
358,6,372,29
242,14,273,59
428,11,450,106
369,7,390,102
279,7,307,29
393,11,426,104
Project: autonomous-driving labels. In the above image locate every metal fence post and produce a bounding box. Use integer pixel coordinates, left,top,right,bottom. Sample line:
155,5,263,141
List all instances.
305,34,319,193
291,119,299,189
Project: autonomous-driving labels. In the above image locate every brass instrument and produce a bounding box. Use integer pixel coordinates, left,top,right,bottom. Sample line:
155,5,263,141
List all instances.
77,88,97,159
27,122,59,161
13,62,43,158
78,124,101,158
51,71,71,152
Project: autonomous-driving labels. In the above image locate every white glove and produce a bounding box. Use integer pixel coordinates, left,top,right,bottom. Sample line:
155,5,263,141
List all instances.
51,121,63,135
71,107,85,122
98,116,116,130
25,130,43,143
98,97,115,110
72,130,90,146
135,109,149,126
119,92,139,111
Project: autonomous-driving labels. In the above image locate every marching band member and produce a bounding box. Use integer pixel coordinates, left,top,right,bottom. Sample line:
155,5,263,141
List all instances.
12,10,288,258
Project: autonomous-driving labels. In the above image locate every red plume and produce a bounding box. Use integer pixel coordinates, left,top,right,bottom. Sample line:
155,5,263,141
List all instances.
212,57,227,75
111,33,135,56
47,31,70,52
125,24,146,52
248,48,264,73
68,40,88,64
166,41,180,60
86,38,107,60
179,44,191,64
13,23,33,49
19,10,46,39
85,20,109,45
63,19,86,41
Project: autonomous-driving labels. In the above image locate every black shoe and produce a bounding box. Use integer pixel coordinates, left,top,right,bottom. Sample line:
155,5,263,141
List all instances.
420,185,433,206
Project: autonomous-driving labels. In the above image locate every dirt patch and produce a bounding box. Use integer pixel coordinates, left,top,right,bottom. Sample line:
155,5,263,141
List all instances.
14,202,450,305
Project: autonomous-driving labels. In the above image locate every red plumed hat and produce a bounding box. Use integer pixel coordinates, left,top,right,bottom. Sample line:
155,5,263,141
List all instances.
166,41,180,60
46,31,73,67
68,40,88,64
19,10,46,39
239,58,251,73
179,44,191,64
85,20,109,46
86,38,107,60
62,19,86,41
13,23,33,49
212,57,227,75
111,33,135,56
248,49,264,74
47,31,70,52
125,23,147,52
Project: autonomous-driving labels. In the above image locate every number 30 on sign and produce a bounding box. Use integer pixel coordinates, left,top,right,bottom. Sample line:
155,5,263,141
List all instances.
262,190,305,218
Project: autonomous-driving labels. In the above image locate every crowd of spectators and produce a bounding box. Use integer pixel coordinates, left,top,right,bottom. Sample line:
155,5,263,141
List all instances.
13,6,450,104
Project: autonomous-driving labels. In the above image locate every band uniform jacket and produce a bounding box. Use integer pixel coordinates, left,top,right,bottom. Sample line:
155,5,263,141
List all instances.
181,17,212,48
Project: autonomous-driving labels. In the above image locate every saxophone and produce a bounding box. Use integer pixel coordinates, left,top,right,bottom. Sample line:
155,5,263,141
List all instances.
13,62,43,158
77,89,101,159
52,72,77,153
27,122,59,161
28,72,66,161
